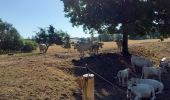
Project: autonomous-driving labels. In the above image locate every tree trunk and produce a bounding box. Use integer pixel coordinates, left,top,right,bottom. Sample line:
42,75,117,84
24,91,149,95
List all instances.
122,28,130,58
45,44,50,53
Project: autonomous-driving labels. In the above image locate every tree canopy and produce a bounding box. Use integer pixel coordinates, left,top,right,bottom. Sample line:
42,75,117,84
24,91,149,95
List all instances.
0,19,23,52
34,25,63,45
34,25,70,53
61,0,170,57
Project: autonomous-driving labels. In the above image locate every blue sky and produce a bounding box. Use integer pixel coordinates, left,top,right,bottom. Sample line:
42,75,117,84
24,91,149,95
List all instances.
0,0,93,38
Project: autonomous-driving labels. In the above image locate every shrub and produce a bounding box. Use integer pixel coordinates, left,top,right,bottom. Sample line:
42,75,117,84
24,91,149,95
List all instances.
159,36,164,41
0,19,25,51
21,40,37,52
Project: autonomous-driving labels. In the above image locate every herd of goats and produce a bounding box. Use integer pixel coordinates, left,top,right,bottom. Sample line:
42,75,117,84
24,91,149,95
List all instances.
38,41,105,57
38,40,122,57
117,56,170,100
71,42,104,57
38,41,170,100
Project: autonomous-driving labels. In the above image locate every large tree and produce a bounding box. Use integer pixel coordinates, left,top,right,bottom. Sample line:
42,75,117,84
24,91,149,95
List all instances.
0,19,23,51
61,0,170,57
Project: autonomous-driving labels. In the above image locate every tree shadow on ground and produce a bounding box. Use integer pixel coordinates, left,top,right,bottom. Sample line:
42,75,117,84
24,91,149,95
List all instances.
72,53,132,100
71,52,170,100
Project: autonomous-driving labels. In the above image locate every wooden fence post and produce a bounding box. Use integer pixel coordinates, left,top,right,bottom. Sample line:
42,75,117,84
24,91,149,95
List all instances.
82,73,94,100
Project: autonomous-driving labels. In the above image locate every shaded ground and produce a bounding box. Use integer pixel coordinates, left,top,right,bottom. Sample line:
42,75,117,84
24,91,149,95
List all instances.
72,53,130,100
71,40,170,100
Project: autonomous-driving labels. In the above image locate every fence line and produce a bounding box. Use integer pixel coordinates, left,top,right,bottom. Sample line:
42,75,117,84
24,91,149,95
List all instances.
84,65,126,94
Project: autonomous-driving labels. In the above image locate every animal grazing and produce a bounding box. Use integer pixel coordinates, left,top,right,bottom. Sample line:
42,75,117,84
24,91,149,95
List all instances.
73,42,93,57
91,42,103,54
131,55,153,68
141,67,162,81
39,43,47,53
73,42,104,57
127,83,156,100
129,78,164,94
116,68,132,86
131,55,154,72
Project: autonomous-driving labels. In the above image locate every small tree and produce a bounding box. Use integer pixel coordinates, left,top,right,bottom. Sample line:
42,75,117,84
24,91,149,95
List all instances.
34,25,63,53
63,35,71,49
58,30,71,50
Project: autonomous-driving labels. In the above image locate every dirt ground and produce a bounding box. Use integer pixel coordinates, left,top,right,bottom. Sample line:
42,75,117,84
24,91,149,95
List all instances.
0,38,169,100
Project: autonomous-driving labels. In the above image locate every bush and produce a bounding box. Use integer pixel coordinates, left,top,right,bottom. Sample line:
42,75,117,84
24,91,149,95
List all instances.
98,34,114,42
0,19,25,53
159,36,164,41
21,40,37,52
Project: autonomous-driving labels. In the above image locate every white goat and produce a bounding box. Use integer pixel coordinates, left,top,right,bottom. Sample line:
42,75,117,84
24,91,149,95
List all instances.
39,43,47,53
73,42,93,57
131,55,153,68
141,67,162,81
117,68,132,86
127,83,156,100
129,78,164,94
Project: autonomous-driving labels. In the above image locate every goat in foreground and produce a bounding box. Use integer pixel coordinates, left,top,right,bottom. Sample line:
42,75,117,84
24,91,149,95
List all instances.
129,78,164,94
127,83,156,100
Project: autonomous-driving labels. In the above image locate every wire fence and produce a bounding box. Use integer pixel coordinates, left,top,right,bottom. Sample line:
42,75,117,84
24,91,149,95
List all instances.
83,64,126,94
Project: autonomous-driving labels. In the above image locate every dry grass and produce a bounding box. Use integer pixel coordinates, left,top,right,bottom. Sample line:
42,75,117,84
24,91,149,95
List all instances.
0,52,79,100
0,38,169,100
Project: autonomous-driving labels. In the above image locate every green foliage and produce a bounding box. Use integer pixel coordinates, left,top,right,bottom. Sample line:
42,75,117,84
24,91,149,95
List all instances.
98,34,113,42
34,25,63,45
61,0,170,56
61,0,155,34
0,19,23,52
57,30,70,41
34,25,70,53
21,39,37,52
62,34,71,48
34,28,48,43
